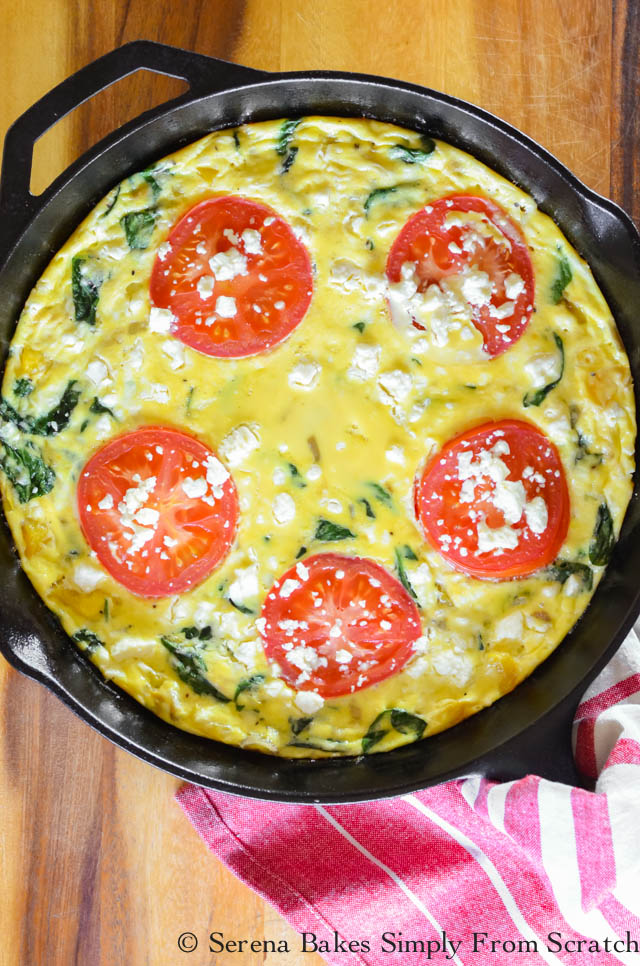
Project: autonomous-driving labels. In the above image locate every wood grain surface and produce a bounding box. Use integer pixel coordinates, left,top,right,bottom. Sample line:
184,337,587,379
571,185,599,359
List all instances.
1,2,638,964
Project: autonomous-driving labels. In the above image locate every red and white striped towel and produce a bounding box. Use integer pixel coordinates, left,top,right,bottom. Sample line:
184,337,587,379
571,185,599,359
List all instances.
177,629,640,965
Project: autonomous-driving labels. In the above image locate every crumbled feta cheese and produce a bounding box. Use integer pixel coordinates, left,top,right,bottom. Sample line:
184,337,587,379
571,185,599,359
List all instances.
504,272,525,300
161,339,185,369
219,424,261,466
209,247,247,281
98,494,114,511
241,228,263,254
432,651,473,687
149,307,176,334
288,360,321,390
140,384,170,404
306,464,322,481
525,496,548,534
228,565,259,603
279,577,300,598
378,369,413,403
348,344,381,381
335,648,353,664
385,445,405,464
294,690,325,713
273,493,296,525
181,476,208,499
564,574,584,597
72,563,105,592
288,645,321,672
196,275,215,299
215,295,237,318
494,612,524,640
477,519,519,553
86,359,109,387
525,353,562,388
460,268,493,306
110,636,157,661
329,259,387,301
204,454,230,493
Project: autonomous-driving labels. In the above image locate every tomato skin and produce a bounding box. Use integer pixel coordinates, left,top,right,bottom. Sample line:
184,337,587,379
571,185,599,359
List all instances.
414,419,570,580
259,553,422,698
77,426,238,598
386,194,535,357
150,196,313,358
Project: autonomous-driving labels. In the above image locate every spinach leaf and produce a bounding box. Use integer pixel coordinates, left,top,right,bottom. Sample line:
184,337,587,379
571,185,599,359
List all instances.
1,381,80,436
290,715,313,736
367,481,393,507
359,497,375,519
13,377,33,397
89,397,117,419
228,597,255,615
276,118,301,174
0,439,55,502
280,147,298,174
589,502,615,566
276,118,301,156
364,181,419,213
543,559,593,591
362,708,426,754
394,547,419,604
352,321,366,333
389,138,435,164
181,625,212,641
288,462,307,488
71,256,103,326
575,431,603,467
72,629,103,653
296,545,307,559
101,184,121,217
550,254,572,304
161,635,229,702
314,519,356,542
121,208,157,250
233,130,241,150
233,674,265,710
523,333,564,408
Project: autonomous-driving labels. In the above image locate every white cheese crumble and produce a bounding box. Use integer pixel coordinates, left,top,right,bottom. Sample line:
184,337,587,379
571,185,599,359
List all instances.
110,636,157,661
86,359,110,387
294,691,325,714
306,464,322,482
72,563,105,592
219,424,261,467
524,353,562,389
494,612,524,640
378,369,413,404
181,476,208,499
385,445,405,465
209,247,247,281
149,307,176,334
348,344,381,382
279,577,300,598
288,360,321,390
140,384,170,404
228,565,259,603
215,295,237,318
161,339,185,369
432,651,473,687
329,259,387,301
98,494,114,511
241,228,263,254
273,493,296,525
196,275,215,299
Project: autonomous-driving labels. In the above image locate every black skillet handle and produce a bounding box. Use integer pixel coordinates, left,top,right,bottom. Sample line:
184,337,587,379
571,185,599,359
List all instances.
478,690,589,789
0,41,266,250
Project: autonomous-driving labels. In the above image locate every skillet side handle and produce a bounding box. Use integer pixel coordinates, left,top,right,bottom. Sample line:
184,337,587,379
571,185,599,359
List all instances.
477,694,592,790
0,40,266,254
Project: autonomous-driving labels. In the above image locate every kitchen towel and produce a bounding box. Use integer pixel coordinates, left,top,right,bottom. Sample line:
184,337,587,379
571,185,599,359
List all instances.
177,629,640,966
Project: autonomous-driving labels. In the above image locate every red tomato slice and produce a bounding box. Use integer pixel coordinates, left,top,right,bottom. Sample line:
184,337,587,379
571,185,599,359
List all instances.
414,419,569,579
77,426,238,598
386,194,534,356
259,553,422,698
149,196,313,358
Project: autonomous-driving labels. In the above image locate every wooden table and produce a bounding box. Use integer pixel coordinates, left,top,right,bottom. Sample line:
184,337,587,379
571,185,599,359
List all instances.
1,3,638,964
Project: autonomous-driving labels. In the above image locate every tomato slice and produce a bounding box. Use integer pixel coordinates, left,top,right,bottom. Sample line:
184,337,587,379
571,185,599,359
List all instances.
386,194,534,357
77,426,238,598
259,553,422,698
149,196,313,358
414,419,569,579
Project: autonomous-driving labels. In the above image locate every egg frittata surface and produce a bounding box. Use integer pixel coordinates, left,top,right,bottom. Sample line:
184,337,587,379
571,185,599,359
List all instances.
0,117,635,757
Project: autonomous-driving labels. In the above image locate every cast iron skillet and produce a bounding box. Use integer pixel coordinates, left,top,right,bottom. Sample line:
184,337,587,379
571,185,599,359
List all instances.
1,41,639,803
